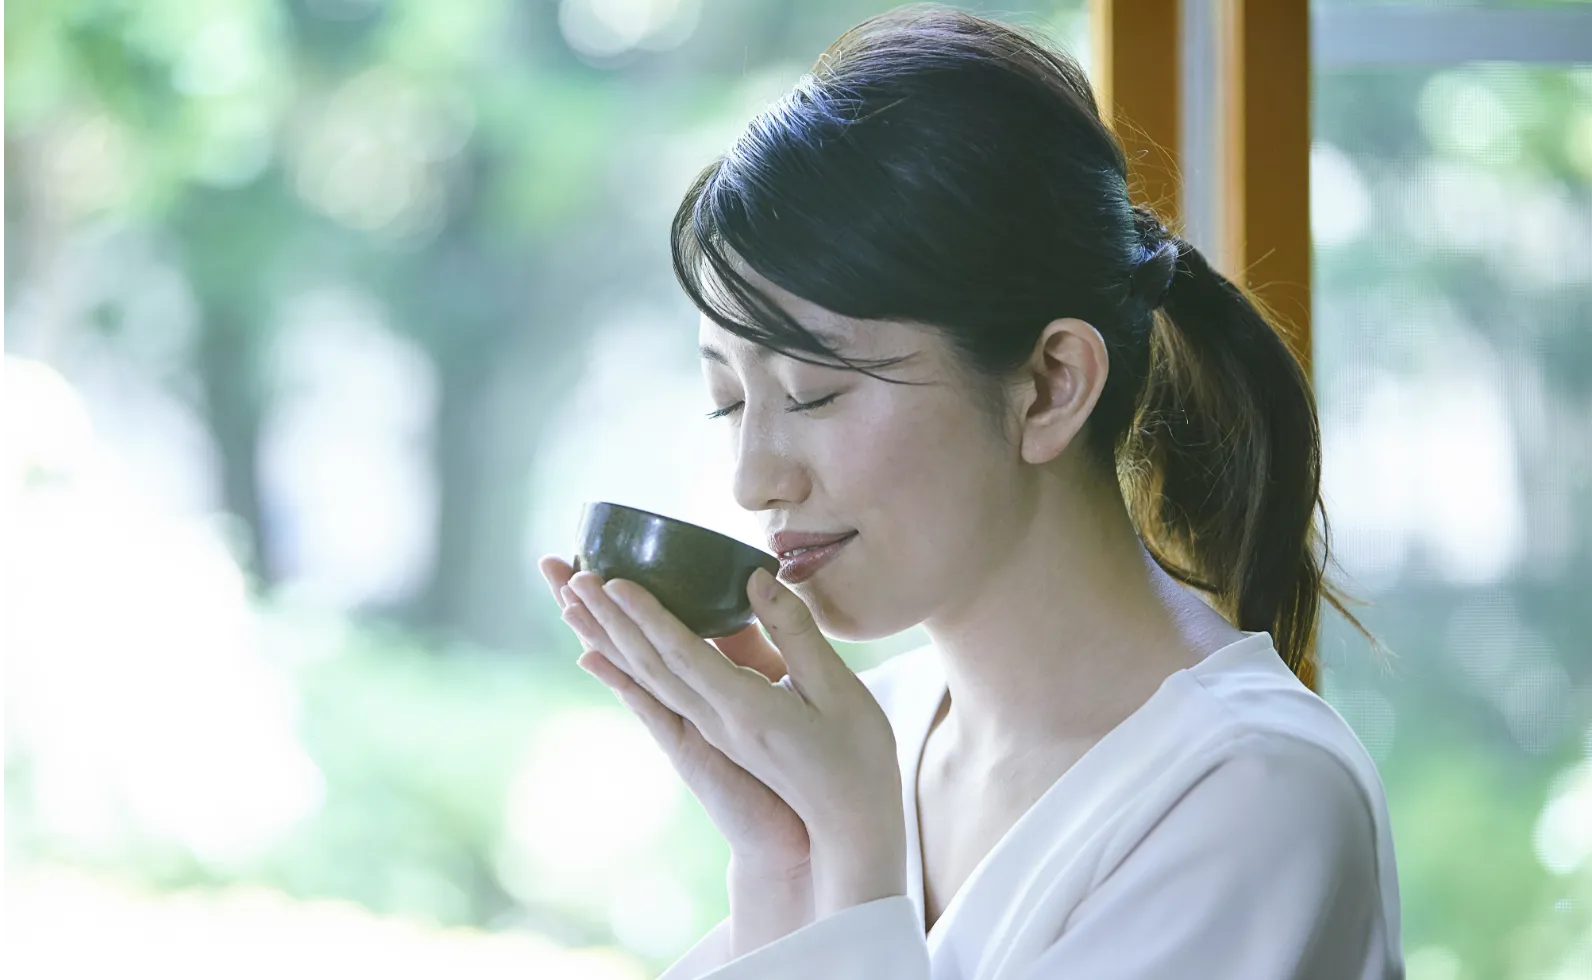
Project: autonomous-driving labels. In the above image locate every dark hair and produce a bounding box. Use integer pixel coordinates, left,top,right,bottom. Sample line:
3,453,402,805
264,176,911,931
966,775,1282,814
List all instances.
670,3,1366,682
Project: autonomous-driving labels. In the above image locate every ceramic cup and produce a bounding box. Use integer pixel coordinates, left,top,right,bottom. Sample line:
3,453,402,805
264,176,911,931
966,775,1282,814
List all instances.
571,501,781,638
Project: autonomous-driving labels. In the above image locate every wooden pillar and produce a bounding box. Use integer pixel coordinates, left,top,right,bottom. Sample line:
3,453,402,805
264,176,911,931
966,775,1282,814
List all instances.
1219,0,1312,373
1220,0,1317,688
1095,0,1321,689
1091,0,1183,229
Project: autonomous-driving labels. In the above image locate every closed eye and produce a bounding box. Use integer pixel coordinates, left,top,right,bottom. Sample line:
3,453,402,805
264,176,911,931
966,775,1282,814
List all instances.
705,393,840,420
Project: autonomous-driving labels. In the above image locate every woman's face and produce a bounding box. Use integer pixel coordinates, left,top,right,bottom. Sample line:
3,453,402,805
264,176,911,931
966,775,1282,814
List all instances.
698,287,1034,641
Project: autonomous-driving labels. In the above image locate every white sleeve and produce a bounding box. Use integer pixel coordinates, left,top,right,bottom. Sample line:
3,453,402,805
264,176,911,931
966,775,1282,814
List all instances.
1018,734,1397,980
655,917,731,980
653,894,929,980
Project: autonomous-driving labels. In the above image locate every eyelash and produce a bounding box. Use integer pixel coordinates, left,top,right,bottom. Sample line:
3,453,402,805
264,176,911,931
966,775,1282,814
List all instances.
706,393,839,420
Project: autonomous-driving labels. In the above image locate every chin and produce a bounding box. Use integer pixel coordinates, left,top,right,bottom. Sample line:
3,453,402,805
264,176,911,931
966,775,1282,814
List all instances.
797,581,911,643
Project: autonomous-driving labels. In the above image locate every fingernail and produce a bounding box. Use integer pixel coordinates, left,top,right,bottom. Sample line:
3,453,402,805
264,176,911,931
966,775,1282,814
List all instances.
580,656,616,689
751,568,776,602
561,586,581,609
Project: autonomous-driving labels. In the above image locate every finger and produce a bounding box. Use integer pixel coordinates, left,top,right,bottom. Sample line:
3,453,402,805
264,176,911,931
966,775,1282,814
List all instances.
580,650,690,748
710,624,788,683
560,593,611,658
564,587,663,690
598,577,766,717
568,572,719,723
539,555,576,609
746,568,842,700
581,651,757,804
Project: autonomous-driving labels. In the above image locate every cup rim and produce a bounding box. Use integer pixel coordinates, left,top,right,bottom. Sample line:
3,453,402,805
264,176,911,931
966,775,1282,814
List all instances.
584,501,775,559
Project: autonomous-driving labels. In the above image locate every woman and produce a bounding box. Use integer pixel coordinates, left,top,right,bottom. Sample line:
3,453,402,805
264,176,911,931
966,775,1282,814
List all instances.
539,5,1402,978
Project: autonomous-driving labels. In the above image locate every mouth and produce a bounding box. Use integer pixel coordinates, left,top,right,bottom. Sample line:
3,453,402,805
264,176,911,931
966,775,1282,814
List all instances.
774,532,858,585
778,535,854,559
769,530,858,559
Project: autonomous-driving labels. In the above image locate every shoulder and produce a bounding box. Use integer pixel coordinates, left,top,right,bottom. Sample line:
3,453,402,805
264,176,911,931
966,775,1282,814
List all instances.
1093,716,1394,948
1100,636,1397,889
1063,730,1398,978
1096,730,1382,914
1179,731,1377,854
1181,635,1392,829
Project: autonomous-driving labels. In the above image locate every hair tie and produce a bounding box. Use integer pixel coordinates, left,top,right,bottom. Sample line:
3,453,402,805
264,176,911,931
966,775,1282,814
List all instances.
1129,206,1177,314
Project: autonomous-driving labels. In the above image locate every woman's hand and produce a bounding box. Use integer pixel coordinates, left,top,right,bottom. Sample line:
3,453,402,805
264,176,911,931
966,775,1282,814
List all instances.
562,564,907,915
538,556,813,880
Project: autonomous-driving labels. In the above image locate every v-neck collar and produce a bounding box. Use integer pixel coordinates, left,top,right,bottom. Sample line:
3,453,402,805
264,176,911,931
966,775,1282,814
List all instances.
897,632,1276,956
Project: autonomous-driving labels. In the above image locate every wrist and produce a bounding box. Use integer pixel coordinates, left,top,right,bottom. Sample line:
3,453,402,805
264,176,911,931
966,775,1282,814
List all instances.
808,827,907,920
727,855,814,956
728,852,812,883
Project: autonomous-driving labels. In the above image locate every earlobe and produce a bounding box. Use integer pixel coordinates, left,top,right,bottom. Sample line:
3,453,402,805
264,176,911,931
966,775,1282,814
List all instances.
1017,318,1108,465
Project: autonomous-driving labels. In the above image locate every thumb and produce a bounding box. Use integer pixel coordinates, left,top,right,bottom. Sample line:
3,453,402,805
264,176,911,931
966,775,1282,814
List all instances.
748,567,841,695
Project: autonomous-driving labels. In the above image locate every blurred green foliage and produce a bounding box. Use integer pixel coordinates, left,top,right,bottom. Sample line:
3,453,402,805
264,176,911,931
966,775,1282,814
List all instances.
6,1,1591,977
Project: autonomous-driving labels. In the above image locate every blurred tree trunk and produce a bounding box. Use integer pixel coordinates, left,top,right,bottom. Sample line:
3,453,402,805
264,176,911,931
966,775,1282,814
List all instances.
174,177,305,591
391,136,600,653
196,307,278,586
409,286,587,654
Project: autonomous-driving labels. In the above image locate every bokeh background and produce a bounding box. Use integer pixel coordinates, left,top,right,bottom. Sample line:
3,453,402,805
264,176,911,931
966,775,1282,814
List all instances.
4,1,1590,977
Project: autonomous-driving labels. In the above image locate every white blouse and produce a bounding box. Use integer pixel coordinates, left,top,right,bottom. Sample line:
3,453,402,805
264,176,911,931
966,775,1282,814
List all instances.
658,632,1404,979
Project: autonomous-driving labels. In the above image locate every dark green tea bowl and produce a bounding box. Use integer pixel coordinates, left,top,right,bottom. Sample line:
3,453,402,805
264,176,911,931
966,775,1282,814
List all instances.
571,501,781,638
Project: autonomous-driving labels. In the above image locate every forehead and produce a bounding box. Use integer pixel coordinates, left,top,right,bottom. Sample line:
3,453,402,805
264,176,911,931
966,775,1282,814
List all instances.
697,314,854,366
697,295,929,373
696,267,854,343
693,261,935,370
701,252,848,336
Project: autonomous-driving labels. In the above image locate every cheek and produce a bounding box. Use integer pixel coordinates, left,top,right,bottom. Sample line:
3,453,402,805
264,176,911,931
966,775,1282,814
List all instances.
810,393,968,517
800,393,1012,636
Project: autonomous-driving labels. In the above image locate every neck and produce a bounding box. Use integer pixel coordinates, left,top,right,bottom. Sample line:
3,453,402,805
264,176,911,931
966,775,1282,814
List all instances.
922,461,1241,761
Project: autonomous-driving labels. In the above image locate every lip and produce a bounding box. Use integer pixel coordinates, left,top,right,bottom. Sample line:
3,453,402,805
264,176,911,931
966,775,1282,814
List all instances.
773,531,857,585
768,530,858,558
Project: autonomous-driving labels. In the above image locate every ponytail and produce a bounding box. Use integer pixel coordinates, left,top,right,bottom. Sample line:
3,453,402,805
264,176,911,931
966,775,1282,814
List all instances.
1120,211,1364,684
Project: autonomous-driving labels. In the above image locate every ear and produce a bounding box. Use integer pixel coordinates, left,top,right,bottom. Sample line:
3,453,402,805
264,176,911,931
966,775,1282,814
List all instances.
1013,317,1109,465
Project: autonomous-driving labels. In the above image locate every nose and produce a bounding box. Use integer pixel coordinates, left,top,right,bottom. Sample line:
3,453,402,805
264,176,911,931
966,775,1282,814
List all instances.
730,406,810,514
